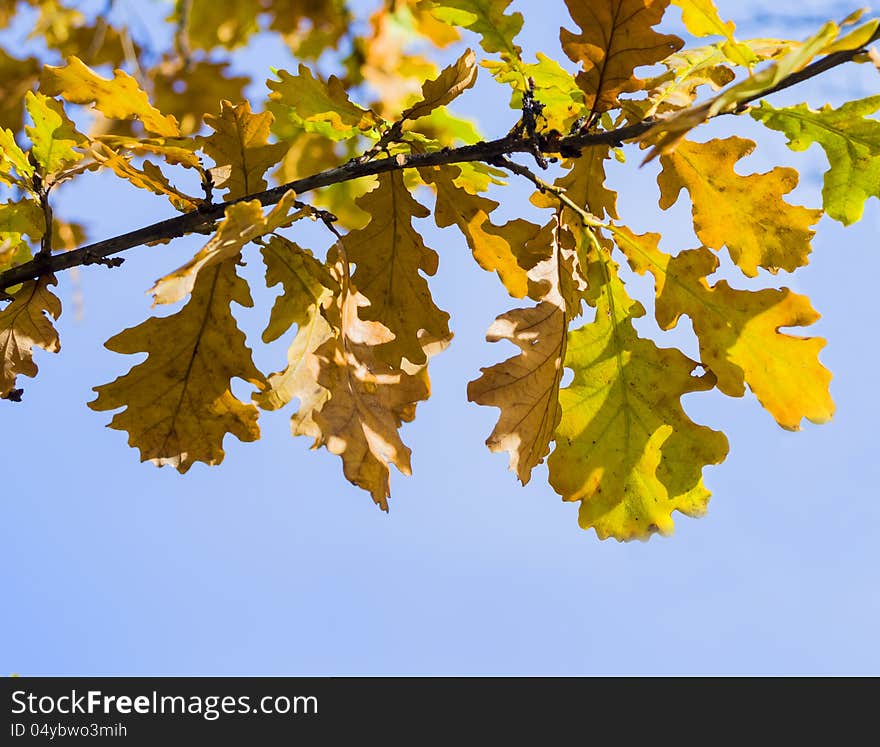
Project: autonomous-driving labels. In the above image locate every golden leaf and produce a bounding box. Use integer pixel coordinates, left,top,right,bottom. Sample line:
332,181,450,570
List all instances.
89,259,263,472
400,48,478,123
202,100,289,200
0,276,60,398
259,235,336,344
468,218,574,483
657,137,821,276
561,0,683,115
40,56,180,136
310,271,430,510
617,229,834,429
343,172,452,366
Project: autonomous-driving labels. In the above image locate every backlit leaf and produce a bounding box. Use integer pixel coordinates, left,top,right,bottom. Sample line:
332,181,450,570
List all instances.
310,262,431,509
421,164,543,299
89,259,263,473
343,171,452,367
40,56,180,136
400,48,478,123
202,100,289,200
561,0,684,115
0,275,60,398
268,64,382,141
24,91,86,178
617,229,834,429
548,254,728,540
751,97,880,225
657,137,822,276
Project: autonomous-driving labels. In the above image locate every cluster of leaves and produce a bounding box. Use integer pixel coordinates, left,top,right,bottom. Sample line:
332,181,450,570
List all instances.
1,0,879,540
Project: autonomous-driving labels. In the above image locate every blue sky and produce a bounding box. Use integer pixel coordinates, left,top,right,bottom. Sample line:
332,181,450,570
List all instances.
2,0,879,675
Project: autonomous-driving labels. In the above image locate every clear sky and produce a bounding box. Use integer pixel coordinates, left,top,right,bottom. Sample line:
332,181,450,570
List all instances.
2,0,878,676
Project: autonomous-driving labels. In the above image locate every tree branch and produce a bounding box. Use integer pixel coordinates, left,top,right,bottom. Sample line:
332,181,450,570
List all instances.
1,36,875,293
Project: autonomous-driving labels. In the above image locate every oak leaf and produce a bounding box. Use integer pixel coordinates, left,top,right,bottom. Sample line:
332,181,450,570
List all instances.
617,229,834,429
41,56,180,137
344,171,452,367
547,257,728,540
468,218,576,484
561,0,683,115
268,64,382,141
657,136,821,276
201,100,289,200
0,276,60,398
310,272,431,509
751,97,880,225
259,235,337,344
24,91,86,178
421,164,543,299
400,48,478,123
252,236,336,419
89,259,263,473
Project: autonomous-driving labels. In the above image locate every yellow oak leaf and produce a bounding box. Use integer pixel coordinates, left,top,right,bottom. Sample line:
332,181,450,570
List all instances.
259,235,337,344
89,259,263,472
268,64,382,141
343,171,452,366
0,127,34,187
253,302,333,418
560,0,683,115
421,164,543,299
40,56,180,137
310,271,431,510
24,91,86,178
467,217,577,484
90,142,200,213
0,276,60,398
400,48,478,123
201,100,289,200
657,137,821,276
547,257,728,540
616,228,834,429
151,191,307,305
252,236,336,418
